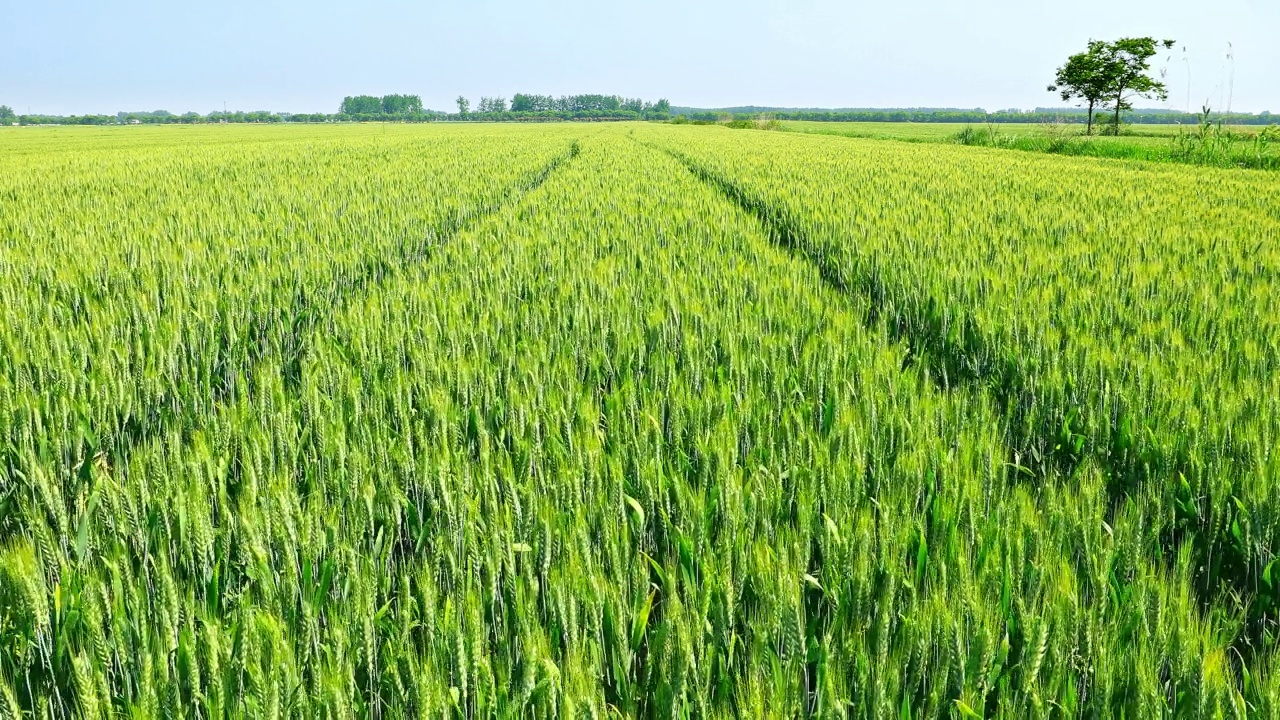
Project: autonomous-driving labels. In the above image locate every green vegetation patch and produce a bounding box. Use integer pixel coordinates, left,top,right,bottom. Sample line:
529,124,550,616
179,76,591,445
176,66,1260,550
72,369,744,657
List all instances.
1,123,1277,717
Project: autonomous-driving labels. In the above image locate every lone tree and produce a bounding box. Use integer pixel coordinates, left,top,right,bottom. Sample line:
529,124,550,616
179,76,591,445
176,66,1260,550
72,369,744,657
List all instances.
456,96,470,116
1048,41,1111,134
0,105,15,122
1100,37,1175,132
1050,37,1174,134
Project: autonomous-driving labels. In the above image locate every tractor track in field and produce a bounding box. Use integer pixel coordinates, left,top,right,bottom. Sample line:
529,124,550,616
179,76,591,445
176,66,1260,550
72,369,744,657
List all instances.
43,140,580,481
646,137,1276,668
272,139,580,395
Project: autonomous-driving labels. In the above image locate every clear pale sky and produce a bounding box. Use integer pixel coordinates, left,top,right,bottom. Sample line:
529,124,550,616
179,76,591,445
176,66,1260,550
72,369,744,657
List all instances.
2,0,1275,115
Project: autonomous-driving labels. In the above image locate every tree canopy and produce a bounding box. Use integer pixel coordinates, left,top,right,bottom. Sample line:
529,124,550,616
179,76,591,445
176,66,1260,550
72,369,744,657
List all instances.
379,94,423,114
340,96,381,115
1099,37,1175,130
1049,38,1174,134
340,95,423,115
1048,41,1112,134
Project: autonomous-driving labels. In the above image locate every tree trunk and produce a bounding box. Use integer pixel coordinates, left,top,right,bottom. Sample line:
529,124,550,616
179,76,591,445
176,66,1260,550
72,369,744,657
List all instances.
1113,90,1124,134
1087,101,1094,135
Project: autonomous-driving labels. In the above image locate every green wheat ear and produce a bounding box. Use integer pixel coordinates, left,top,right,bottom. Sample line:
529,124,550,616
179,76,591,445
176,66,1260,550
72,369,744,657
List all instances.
0,540,50,659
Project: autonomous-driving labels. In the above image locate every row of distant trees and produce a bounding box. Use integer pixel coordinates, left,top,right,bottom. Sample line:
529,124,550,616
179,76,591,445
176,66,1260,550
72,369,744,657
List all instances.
456,94,671,119
10,103,1272,128
2,109,328,126
337,93,673,120
0,106,674,127
700,107,1276,126
0,92,675,126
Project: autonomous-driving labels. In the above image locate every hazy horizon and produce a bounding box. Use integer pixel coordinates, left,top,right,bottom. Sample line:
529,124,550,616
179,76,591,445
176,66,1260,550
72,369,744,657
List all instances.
3,0,1276,116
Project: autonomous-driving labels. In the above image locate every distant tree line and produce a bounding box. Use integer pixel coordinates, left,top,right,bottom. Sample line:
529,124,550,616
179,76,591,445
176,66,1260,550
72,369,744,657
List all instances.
507,94,669,114
15,100,1266,128
9,106,1271,127
678,107,1275,126
8,110,311,126
1,93,672,126
456,94,671,121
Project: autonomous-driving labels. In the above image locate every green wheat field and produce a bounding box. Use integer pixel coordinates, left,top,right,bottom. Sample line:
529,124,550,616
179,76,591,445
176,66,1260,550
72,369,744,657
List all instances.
1,122,1279,718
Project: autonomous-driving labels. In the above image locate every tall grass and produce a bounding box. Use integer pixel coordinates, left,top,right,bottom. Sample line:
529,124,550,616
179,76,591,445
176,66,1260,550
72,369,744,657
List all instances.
947,116,1280,169
1171,106,1280,170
